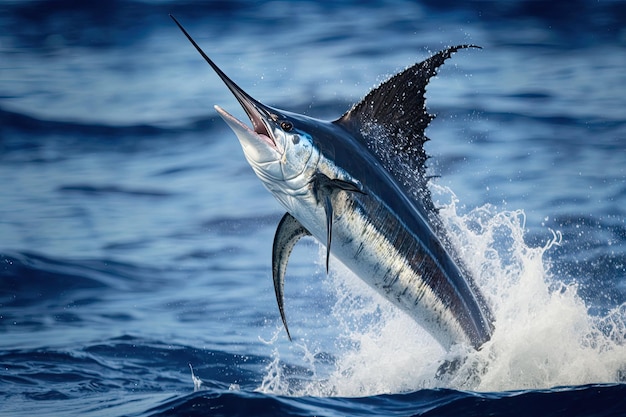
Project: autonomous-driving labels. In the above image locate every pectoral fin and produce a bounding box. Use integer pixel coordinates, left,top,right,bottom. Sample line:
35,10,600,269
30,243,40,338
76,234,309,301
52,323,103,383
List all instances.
311,172,365,272
322,194,333,273
272,212,312,341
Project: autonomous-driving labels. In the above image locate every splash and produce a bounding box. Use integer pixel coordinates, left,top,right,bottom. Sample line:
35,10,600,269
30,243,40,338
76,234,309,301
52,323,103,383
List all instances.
258,185,626,396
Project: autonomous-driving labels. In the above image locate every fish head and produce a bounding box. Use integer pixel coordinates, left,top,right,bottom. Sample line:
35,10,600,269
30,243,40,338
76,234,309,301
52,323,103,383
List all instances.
214,104,317,186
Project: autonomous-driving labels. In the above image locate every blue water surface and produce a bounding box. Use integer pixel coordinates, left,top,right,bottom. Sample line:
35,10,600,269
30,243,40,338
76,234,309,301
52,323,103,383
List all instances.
1,1,625,416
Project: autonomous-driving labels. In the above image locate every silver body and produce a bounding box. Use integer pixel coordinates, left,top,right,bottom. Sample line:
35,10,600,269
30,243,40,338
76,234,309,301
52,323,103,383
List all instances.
172,15,493,350
283,149,470,349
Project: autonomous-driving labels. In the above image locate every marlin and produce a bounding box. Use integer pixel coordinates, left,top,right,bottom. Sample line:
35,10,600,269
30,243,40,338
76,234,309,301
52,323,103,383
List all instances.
172,16,493,350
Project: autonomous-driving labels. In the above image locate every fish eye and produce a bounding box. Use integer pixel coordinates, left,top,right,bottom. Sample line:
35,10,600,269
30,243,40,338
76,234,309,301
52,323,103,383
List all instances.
280,121,293,131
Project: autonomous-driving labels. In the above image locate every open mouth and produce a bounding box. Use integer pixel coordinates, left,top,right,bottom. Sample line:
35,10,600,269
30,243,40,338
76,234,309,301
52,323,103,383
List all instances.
230,94,277,149
214,105,277,150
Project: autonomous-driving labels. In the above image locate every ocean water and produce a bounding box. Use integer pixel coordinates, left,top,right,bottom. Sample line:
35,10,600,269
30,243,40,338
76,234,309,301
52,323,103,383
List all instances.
1,1,626,416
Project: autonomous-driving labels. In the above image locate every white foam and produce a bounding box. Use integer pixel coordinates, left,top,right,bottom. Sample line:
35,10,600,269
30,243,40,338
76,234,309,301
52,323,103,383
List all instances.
258,185,626,396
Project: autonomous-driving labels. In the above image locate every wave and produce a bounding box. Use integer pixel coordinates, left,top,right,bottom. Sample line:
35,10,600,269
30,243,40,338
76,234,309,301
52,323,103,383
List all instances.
0,334,260,405
1,331,624,416
0,106,169,137
3,0,624,51
0,251,168,309
151,383,626,417
57,184,174,197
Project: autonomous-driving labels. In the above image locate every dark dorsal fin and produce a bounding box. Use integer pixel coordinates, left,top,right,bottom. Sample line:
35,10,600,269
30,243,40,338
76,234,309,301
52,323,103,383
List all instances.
334,45,480,217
